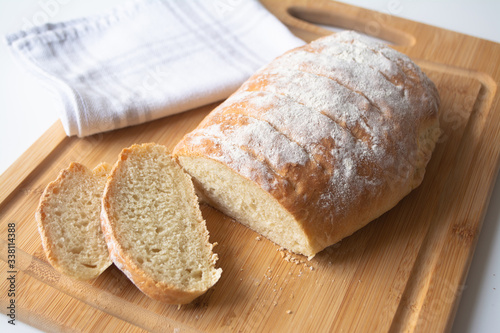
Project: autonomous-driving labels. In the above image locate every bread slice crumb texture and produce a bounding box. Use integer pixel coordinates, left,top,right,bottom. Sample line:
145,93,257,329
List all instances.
101,143,221,304
178,155,315,256
36,162,112,280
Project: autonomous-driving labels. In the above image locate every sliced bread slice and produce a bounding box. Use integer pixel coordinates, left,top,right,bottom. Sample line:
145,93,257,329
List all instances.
36,162,113,280
101,143,222,304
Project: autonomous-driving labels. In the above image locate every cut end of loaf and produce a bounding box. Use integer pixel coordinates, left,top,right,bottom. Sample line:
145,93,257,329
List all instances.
36,162,112,280
101,143,221,304
176,155,318,257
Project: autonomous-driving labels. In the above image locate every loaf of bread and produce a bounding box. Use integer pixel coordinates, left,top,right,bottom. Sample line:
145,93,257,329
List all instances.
101,143,222,304
173,31,440,257
36,162,112,280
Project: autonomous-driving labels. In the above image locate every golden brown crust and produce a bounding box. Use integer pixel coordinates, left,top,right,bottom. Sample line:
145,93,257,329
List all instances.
173,31,440,256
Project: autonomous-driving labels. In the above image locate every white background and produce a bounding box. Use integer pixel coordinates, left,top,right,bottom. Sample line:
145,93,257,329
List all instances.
1,0,499,332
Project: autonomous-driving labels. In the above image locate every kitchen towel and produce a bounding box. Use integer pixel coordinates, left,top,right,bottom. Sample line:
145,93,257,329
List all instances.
5,0,305,137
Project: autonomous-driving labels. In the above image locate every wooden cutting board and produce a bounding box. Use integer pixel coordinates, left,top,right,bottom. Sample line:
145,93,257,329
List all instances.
1,0,499,332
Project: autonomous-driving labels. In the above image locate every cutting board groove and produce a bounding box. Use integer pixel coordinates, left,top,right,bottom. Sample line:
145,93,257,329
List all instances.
1,1,500,332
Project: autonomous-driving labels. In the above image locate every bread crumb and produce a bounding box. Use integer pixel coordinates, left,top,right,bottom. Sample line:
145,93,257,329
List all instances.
286,310,292,314
278,248,316,271
256,236,261,241
278,248,304,265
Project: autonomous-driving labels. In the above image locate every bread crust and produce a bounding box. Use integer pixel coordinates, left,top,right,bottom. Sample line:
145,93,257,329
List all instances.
173,31,440,256
101,143,221,304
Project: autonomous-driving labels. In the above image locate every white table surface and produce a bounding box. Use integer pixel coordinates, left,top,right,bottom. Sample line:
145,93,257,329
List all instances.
1,1,498,332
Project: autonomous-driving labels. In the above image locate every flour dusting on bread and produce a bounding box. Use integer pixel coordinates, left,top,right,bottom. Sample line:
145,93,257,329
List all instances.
174,31,440,256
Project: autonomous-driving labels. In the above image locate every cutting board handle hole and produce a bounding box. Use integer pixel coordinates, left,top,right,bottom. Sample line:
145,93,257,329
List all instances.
287,6,415,46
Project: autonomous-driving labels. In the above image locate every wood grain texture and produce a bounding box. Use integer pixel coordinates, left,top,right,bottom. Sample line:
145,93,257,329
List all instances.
1,0,499,332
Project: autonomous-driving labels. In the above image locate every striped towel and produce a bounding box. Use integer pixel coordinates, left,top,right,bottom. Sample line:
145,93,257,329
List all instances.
5,0,304,137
